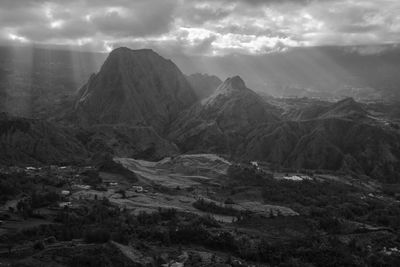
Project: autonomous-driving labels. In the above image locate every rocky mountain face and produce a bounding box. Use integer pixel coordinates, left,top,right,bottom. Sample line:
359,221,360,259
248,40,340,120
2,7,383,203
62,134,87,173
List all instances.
186,73,222,100
0,113,88,165
168,76,280,154
74,47,197,133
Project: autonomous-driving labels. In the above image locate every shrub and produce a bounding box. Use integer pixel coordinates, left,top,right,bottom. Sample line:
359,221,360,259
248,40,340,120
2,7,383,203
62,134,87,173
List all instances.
84,228,110,243
33,240,45,250
81,170,102,186
193,199,239,216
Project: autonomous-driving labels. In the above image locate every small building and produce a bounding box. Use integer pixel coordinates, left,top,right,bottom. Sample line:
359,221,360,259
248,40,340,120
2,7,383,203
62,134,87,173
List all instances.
75,185,91,190
250,161,259,167
132,186,143,193
58,202,72,208
283,175,304,181
61,190,70,196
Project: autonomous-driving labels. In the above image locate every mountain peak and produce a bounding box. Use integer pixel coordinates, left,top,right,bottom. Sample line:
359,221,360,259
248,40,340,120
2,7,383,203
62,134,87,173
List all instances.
110,47,156,55
75,47,197,131
319,97,368,119
225,76,246,90
212,76,247,97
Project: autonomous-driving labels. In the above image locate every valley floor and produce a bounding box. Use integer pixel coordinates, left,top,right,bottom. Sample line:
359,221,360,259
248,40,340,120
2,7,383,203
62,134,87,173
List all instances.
1,154,400,266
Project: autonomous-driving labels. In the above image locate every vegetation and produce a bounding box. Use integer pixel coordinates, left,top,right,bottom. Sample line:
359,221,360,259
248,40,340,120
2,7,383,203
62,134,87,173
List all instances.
193,198,239,216
2,163,400,266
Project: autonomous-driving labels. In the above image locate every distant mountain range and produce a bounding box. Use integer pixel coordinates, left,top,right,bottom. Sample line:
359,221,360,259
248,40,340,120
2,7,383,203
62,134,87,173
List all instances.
0,46,400,182
1,44,400,119
173,45,400,101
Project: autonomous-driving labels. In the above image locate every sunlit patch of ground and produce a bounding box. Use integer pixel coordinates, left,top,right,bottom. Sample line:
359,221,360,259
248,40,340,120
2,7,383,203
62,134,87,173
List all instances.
67,154,299,222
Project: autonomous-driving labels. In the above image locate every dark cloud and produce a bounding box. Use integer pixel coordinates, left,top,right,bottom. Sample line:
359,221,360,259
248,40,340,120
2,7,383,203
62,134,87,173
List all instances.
0,0,399,55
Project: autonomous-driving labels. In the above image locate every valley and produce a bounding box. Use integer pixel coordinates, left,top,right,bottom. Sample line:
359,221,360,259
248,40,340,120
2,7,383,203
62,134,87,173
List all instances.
1,153,400,266
1,46,400,266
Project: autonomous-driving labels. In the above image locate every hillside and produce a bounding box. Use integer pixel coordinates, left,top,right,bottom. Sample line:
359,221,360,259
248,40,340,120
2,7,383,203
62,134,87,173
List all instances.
242,118,400,182
283,97,369,121
169,76,280,154
0,113,88,165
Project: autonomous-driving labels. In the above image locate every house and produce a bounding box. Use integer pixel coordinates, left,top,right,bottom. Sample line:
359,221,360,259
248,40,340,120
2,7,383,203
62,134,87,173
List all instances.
74,185,91,190
250,161,259,167
58,202,72,208
132,186,143,193
61,190,70,196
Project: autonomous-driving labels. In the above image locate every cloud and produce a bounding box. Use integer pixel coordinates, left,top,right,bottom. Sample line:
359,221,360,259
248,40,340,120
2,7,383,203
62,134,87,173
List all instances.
0,0,399,55
90,0,178,37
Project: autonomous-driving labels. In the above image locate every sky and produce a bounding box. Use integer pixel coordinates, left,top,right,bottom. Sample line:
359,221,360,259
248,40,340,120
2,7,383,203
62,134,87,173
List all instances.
0,0,400,56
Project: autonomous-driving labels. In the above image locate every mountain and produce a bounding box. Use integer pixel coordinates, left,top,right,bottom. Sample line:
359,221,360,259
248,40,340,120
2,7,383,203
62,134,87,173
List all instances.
2,44,400,111
168,76,280,154
74,47,197,133
318,97,369,120
186,73,222,100
1,45,399,182
284,97,369,121
172,45,400,101
0,113,88,165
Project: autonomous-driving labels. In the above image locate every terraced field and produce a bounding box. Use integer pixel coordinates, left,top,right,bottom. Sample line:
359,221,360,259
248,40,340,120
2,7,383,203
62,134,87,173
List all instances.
85,154,299,221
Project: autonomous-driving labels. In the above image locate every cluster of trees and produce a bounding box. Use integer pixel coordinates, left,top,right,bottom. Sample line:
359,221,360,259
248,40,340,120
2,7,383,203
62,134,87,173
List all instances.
261,178,357,207
80,169,102,186
223,162,400,265
193,198,239,216
0,171,33,202
0,169,68,205
227,164,269,184
94,152,138,182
